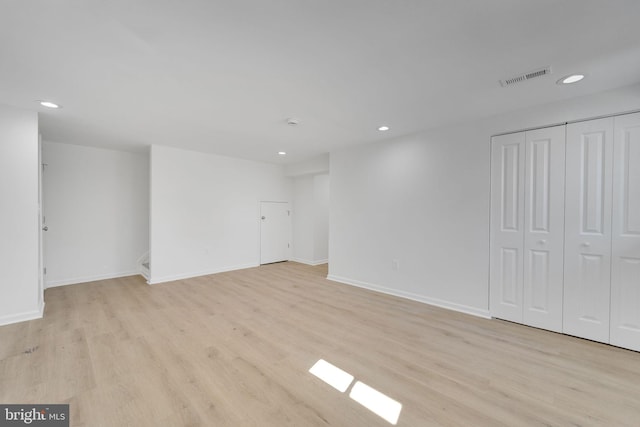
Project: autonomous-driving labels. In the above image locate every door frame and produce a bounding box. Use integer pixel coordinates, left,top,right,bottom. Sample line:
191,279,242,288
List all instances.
38,135,46,303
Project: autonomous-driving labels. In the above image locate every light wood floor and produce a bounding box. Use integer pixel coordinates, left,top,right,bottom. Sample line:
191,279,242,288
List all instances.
1,262,640,426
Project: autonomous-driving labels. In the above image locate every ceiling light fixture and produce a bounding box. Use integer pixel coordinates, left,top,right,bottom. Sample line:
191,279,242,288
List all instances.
39,101,61,109
557,74,585,85
278,151,287,156
378,126,390,131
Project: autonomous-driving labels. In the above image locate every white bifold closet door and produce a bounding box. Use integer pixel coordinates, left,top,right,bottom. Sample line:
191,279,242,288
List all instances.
563,117,614,343
610,112,640,351
490,126,565,332
522,126,565,332
490,132,525,323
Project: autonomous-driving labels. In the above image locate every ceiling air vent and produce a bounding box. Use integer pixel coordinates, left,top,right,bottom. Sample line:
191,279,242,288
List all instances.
500,66,552,87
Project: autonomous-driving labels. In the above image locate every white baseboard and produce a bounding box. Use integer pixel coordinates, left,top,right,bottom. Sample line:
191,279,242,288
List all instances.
326,274,491,319
45,271,138,288
139,268,150,281
291,258,329,266
0,301,45,326
148,263,259,285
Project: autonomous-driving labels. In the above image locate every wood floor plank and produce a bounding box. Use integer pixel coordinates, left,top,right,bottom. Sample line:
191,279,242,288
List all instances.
1,261,640,426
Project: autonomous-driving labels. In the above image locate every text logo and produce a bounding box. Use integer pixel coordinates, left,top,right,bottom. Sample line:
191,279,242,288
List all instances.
0,405,68,426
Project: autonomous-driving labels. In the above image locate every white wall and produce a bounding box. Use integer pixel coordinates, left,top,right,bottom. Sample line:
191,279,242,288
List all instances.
285,153,329,177
42,142,150,287
0,105,41,325
292,173,329,265
149,145,291,284
292,175,315,263
313,174,330,262
328,82,640,318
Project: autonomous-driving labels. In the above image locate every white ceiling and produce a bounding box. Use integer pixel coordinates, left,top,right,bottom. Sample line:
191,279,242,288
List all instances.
2,1,640,164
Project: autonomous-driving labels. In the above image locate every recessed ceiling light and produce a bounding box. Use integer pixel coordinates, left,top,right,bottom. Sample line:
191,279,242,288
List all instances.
278,151,287,156
39,101,61,109
378,126,390,131
557,74,585,85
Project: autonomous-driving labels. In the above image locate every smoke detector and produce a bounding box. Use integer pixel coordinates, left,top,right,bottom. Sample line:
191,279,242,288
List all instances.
500,66,552,87
287,118,299,126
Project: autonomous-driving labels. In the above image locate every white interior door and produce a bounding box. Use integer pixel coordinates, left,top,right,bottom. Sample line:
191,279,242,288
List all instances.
610,112,640,351
563,117,614,342
522,126,565,332
490,132,525,323
260,201,291,265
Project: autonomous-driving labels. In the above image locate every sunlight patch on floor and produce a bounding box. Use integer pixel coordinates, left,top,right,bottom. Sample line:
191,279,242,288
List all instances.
309,359,402,424
349,380,402,425
308,359,354,392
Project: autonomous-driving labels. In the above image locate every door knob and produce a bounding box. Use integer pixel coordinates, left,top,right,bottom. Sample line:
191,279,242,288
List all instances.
42,226,48,231
537,239,546,245
261,216,266,220
581,242,591,247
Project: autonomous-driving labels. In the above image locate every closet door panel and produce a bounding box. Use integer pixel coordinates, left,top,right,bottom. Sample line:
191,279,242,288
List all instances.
611,112,640,351
490,133,525,323
523,126,565,332
564,118,614,342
